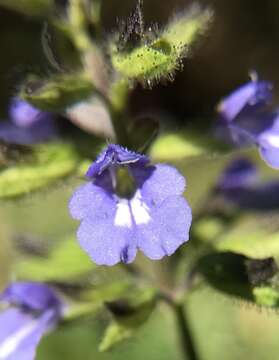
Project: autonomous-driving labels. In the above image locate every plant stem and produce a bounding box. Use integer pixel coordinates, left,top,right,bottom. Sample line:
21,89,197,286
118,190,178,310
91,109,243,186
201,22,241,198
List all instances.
109,78,131,146
68,0,92,52
173,302,199,360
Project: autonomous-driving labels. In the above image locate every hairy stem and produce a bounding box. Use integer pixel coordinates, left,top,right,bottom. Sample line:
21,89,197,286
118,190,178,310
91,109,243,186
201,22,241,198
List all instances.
109,78,131,146
68,0,92,52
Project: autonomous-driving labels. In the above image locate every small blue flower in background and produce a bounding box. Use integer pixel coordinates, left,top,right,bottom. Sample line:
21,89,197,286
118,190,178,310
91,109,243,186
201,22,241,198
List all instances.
217,157,279,210
258,116,279,169
216,75,279,169
0,282,62,360
218,158,257,191
69,144,192,266
217,77,273,123
0,98,57,145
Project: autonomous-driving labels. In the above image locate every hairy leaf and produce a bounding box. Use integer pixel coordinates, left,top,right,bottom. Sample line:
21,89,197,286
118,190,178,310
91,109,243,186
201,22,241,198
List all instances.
110,7,212,83
0,142,78,199
15,235,95,281
216,213,279,259
21,73,94,111
197,252,279,308
149,129,227,161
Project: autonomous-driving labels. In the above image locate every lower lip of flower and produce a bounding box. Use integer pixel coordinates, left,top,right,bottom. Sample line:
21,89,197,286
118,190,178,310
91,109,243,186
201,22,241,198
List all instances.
0,318,38,359
114,190,151,228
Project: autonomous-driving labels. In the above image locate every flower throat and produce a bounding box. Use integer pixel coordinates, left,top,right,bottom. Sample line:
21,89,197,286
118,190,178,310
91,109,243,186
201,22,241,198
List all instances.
114,166,137,199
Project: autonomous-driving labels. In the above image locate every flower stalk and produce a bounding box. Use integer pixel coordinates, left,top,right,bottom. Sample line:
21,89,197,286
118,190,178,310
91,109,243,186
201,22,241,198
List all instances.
173,302,199,360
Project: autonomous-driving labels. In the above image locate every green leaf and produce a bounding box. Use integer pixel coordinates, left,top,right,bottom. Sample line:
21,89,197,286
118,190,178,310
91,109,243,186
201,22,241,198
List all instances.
0,142,32,167
20,73,94,111
252,287,279,307
197,252,279,308
197,252,253,300
99,322,133,352
15,235,95,282
0,0,52,16
149,129,226,161
110,7,212,83
65,281,152,323
193,217,227,244
216,214,279,259
0,142,79,199
99,288,157,351
63,281,134,321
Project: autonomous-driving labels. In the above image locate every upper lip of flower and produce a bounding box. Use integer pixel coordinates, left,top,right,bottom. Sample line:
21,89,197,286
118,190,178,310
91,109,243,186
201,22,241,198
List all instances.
86,144,149,179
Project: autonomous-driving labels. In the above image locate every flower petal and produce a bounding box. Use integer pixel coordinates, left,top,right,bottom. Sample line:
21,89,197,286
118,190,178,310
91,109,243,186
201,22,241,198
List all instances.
1,283,61,313
86,144,148,178
133,164,186,207
9,99,42,128
77,216,137,266
217,158,258,190
0,119,56,145
69,182,115,220
137,196,192,260
222,181,279,210
0,308,55,360
218,80,272,122
259,145,279,169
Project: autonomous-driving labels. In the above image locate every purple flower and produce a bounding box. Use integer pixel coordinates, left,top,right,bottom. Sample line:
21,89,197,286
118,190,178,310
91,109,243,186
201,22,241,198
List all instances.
218,158,257,191
0,98,57,145
258,116,279,169
216,76,279,169
69,144,192,266
0,282,62,360
218,78,273,123
217,158,279,210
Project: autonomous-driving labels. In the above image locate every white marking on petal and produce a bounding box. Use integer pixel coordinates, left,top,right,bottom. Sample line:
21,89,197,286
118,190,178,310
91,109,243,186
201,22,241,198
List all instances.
114,191,151,228
0,319,38,359
261,133,279,148
114,199,133,228
130,191,151,225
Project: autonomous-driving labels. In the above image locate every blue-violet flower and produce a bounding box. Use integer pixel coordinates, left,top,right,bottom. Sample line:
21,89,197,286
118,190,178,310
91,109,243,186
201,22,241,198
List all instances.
69,144,192,266
217,157,279,210
0,98,57,145
217,76,279,169
0,282,62,360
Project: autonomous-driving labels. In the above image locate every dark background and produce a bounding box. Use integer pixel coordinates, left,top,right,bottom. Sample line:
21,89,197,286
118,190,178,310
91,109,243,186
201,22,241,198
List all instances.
1,0,279,121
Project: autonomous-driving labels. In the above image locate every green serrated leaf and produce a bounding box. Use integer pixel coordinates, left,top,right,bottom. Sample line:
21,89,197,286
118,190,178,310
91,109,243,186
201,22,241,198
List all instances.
99,289,156,352
0,142,78,199
110,7,212,82
21,73,94,111
0,0,52,16
15,235,95,281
